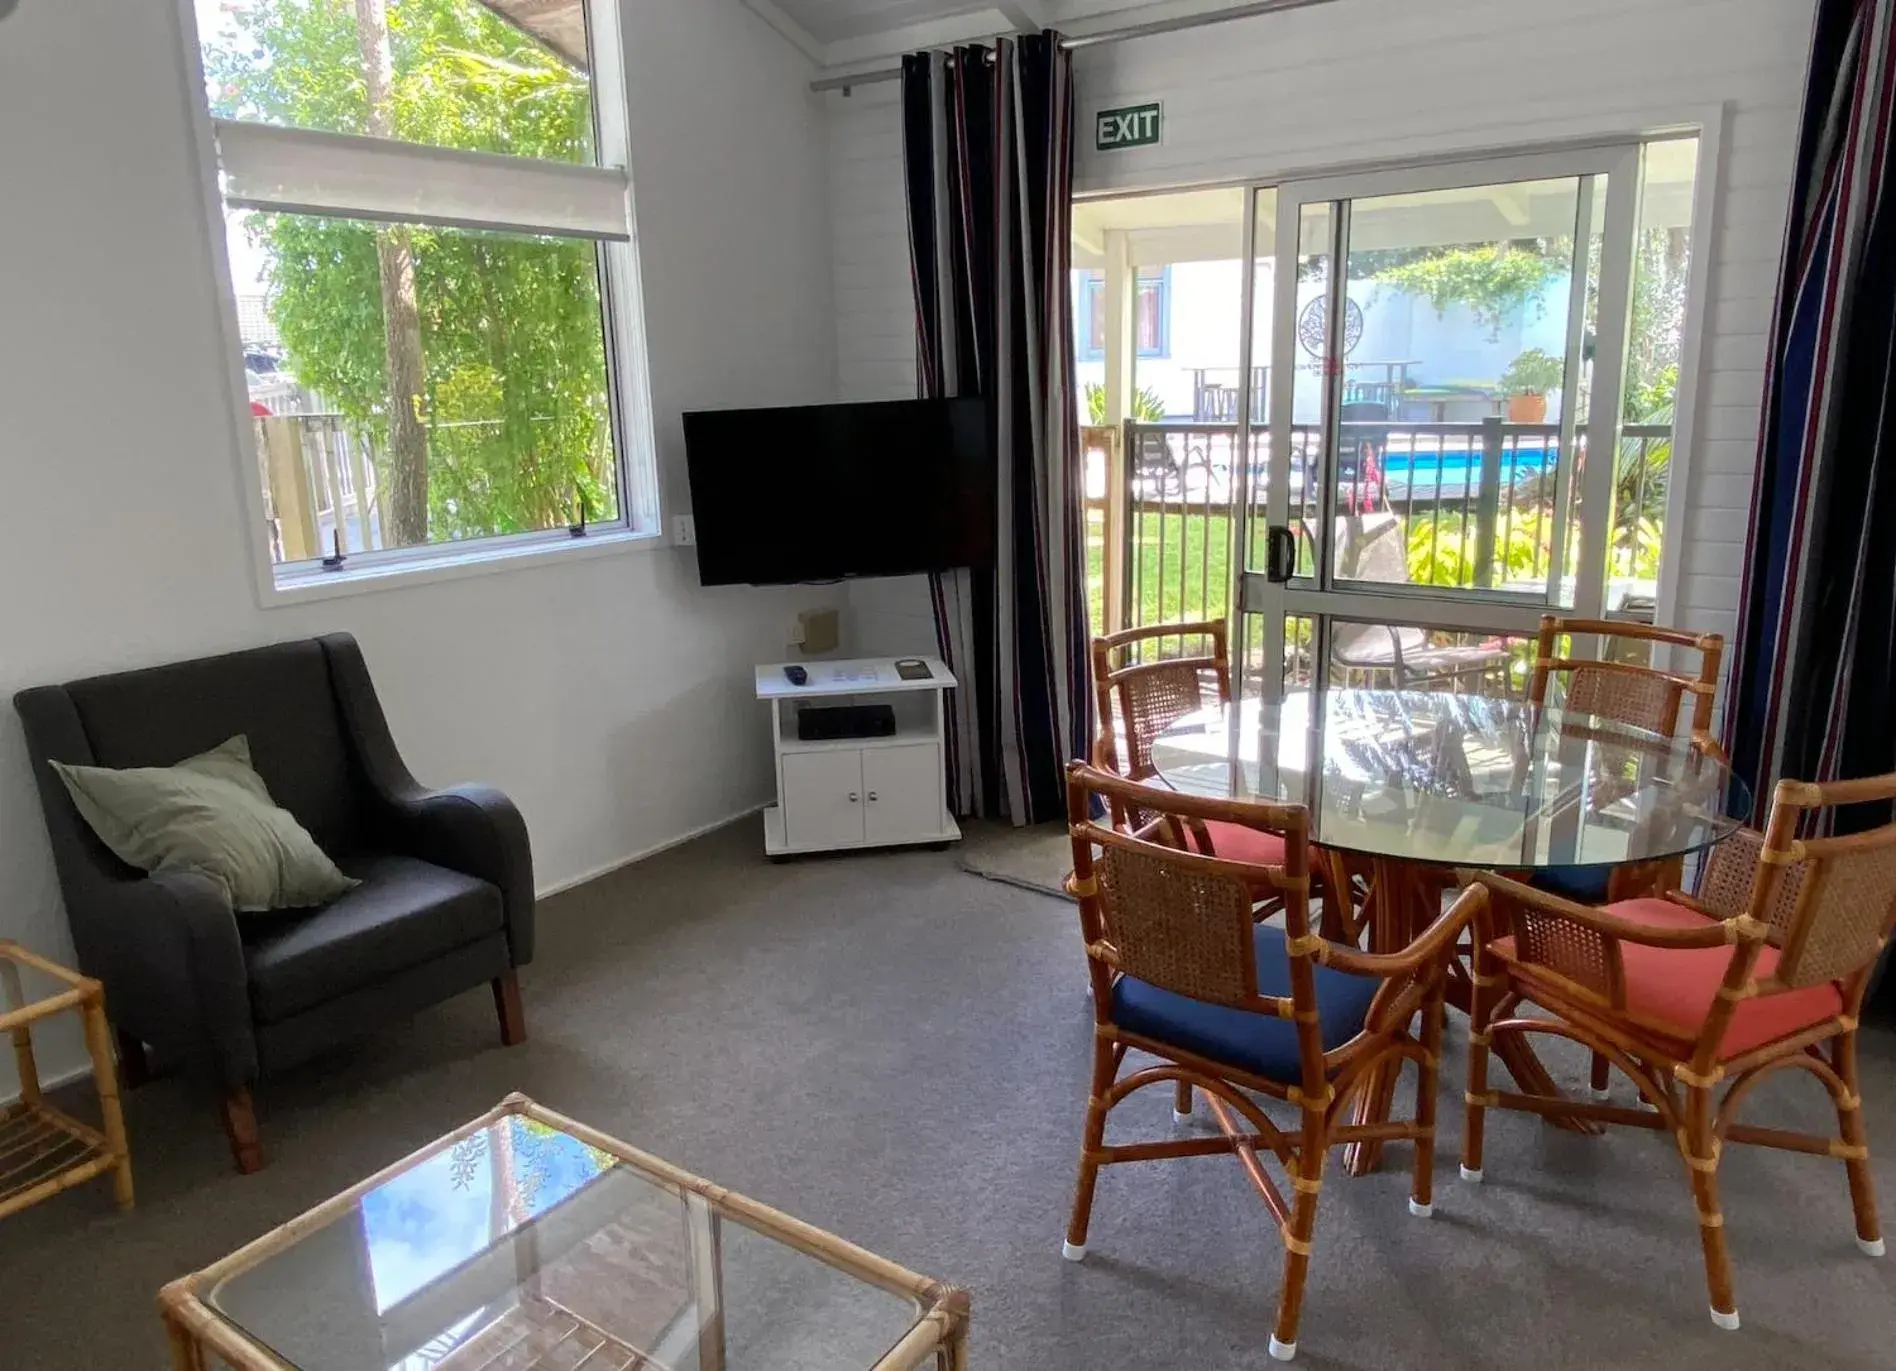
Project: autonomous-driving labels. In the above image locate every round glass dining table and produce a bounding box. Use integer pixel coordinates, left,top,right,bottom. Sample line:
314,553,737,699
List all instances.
1150,687,1750,880
1147,687,1752,1172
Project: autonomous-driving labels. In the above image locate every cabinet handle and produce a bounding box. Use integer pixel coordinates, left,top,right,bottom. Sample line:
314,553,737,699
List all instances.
848,792,860,803
867,791,879,802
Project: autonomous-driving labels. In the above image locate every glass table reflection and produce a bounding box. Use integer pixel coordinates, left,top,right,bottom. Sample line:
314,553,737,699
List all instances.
1151,688,1749,876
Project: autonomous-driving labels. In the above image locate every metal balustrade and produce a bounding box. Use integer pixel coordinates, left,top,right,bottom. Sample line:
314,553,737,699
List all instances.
1084,419,1673,639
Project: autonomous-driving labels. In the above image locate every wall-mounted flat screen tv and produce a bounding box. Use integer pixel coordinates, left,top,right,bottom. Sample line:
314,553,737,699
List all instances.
682,397,995,586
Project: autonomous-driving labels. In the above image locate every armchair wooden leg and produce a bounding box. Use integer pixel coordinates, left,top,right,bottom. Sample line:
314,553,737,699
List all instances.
1411,995,1445,1215
1680,1084,1738,1328
1462,942,1496,1183
1589,1050,1612,1101
1062,1036,1114,1261
221,1088,264,1175
116,1027,151,1090
1271,1107,1327,1360
493,972,528,1047
1834,1030,1883,1256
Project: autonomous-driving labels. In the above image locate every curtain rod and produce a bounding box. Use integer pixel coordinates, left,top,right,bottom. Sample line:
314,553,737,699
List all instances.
809,0,1340,94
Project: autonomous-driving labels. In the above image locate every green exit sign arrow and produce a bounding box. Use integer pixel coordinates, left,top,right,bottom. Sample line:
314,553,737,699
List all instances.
1095,101,1162,151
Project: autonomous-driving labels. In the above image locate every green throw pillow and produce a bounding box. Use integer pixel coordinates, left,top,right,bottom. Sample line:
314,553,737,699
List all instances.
51,736,358,912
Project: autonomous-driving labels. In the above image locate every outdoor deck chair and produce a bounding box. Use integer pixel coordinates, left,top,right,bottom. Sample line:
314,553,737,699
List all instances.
1460,772,1896,1330
1323,513,1514,690
1061,761,1482,1362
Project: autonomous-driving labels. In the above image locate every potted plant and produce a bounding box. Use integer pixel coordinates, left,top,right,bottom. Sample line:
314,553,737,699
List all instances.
1499,348,1564,423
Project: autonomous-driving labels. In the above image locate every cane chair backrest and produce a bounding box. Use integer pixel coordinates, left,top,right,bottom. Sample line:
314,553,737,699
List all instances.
1091,620,1231,782
1529,614,1724,747
1066,762,1312,1016
1751,776,1896,991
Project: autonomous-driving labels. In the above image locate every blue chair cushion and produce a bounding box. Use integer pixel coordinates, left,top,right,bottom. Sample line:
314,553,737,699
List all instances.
1531,865,1613,903
1108,924,1380,1081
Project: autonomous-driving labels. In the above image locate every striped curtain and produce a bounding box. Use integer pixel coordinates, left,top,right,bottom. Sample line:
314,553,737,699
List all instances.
1727,0,1896,828
901,35,1089,824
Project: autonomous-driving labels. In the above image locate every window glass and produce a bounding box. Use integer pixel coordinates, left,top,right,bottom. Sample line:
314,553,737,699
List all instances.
233,209,619,565
1074,268,1169,361
196,0,596,165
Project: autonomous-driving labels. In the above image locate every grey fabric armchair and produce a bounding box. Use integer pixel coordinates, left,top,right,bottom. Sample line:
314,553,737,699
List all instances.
14,633,533,1172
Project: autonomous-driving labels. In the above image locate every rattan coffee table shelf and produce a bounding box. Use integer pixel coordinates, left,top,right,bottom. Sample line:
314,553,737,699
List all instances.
159,1093,968,1371
0,940,133,1221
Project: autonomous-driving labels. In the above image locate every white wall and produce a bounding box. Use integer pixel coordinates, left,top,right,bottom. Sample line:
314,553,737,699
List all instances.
829,0,1815,655
0,0,837,1085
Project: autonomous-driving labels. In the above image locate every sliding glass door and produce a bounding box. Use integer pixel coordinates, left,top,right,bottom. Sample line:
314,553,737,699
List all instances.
1236,145,1645,703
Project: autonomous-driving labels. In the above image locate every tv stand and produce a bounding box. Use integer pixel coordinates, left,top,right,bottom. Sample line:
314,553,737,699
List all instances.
754,657,961,856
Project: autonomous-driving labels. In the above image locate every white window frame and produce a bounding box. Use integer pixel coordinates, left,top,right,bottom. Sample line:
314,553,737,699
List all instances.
176,0,662,605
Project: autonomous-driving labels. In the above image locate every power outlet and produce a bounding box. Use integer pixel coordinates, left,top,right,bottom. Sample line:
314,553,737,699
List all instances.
671,514,696,546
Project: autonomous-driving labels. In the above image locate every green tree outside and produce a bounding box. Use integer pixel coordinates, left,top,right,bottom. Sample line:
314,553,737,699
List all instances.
205,0,617,548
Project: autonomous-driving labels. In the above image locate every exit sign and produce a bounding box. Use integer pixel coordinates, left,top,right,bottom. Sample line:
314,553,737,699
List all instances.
1095,102,1162,151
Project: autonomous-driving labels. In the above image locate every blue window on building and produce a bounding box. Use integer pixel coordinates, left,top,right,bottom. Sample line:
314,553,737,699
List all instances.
1077,266,1170,362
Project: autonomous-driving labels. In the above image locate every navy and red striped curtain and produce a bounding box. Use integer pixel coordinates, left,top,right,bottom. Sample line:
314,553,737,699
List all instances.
1727,0,1896,831
901,36,1088,824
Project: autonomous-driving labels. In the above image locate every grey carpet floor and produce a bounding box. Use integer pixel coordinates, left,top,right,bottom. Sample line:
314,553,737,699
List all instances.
3,820,1895,1369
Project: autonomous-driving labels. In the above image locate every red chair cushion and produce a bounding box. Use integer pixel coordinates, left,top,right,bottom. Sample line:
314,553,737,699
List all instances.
1184,819,1286,868
1498,896,1843,1060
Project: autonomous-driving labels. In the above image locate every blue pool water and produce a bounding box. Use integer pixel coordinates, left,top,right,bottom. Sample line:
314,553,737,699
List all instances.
1376,442,1557,503
1382,442,1555,484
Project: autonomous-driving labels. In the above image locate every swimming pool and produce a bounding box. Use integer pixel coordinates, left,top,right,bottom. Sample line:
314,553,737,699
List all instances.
1379,441,1557,505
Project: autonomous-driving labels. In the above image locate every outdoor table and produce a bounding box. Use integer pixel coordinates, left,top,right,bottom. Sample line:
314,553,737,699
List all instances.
1150,687,1750,1172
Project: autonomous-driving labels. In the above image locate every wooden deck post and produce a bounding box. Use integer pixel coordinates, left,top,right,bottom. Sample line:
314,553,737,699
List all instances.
259,418,319,562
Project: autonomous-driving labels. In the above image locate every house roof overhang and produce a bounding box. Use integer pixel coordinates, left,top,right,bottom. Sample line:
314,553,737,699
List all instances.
476,0,588,72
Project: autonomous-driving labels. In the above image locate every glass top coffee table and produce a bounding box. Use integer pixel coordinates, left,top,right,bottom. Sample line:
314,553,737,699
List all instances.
159,1095,968,1371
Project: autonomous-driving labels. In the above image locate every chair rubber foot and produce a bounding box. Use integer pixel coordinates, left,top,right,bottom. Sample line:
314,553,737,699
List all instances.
1408,1198,1433,1218
1709,1306,1740,1331
1268,1335,1297,1361
1459,1165,1484,1183
1172,1108,1192,1123
1061,1241,1087,1262
1588,1085,1612,1102
1858,1235,1886,1257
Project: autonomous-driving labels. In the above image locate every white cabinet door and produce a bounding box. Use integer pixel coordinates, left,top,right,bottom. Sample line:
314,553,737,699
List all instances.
782,750,865,850
862,744,944,845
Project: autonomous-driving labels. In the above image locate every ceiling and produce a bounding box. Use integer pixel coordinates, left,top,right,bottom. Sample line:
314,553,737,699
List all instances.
741,0,1194,72
761,1,1023,46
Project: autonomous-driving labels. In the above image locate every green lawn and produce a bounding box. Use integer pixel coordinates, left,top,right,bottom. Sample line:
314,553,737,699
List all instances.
1087,508,1240,637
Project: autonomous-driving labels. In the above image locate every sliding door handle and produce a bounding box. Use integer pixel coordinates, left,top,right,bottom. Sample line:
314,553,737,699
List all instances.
1265,526,1297,583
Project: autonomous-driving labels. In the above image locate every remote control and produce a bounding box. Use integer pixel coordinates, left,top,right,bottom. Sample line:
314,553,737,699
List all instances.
784,665,808,686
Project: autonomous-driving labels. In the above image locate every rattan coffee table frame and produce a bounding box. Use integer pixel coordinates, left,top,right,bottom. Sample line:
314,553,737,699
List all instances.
157,1093,969,1371
0,939,133,1221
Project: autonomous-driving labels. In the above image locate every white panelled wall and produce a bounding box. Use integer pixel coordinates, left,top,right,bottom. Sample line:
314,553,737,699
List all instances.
828,0,1817,659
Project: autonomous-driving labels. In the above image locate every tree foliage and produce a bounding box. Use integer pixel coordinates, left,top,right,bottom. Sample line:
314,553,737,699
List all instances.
1084,382,1167,424
1371,241,1568,339
205,0,617,543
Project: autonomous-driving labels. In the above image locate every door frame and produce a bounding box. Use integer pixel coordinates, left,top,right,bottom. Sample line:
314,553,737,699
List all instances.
1238,142,1646,703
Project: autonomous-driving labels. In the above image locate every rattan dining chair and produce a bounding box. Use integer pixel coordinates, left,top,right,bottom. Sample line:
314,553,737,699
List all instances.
1090,620,1268,841
1461,772,1896,1331
1061,762,1482,1362
1091,620,1369,950
1526,614,1727,899
1528,613,1725,754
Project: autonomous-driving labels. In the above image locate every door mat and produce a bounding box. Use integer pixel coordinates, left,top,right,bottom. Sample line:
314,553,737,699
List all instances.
959,821,1072,900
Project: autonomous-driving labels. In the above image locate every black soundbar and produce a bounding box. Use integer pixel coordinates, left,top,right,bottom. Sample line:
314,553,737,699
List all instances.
797,704,897,741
